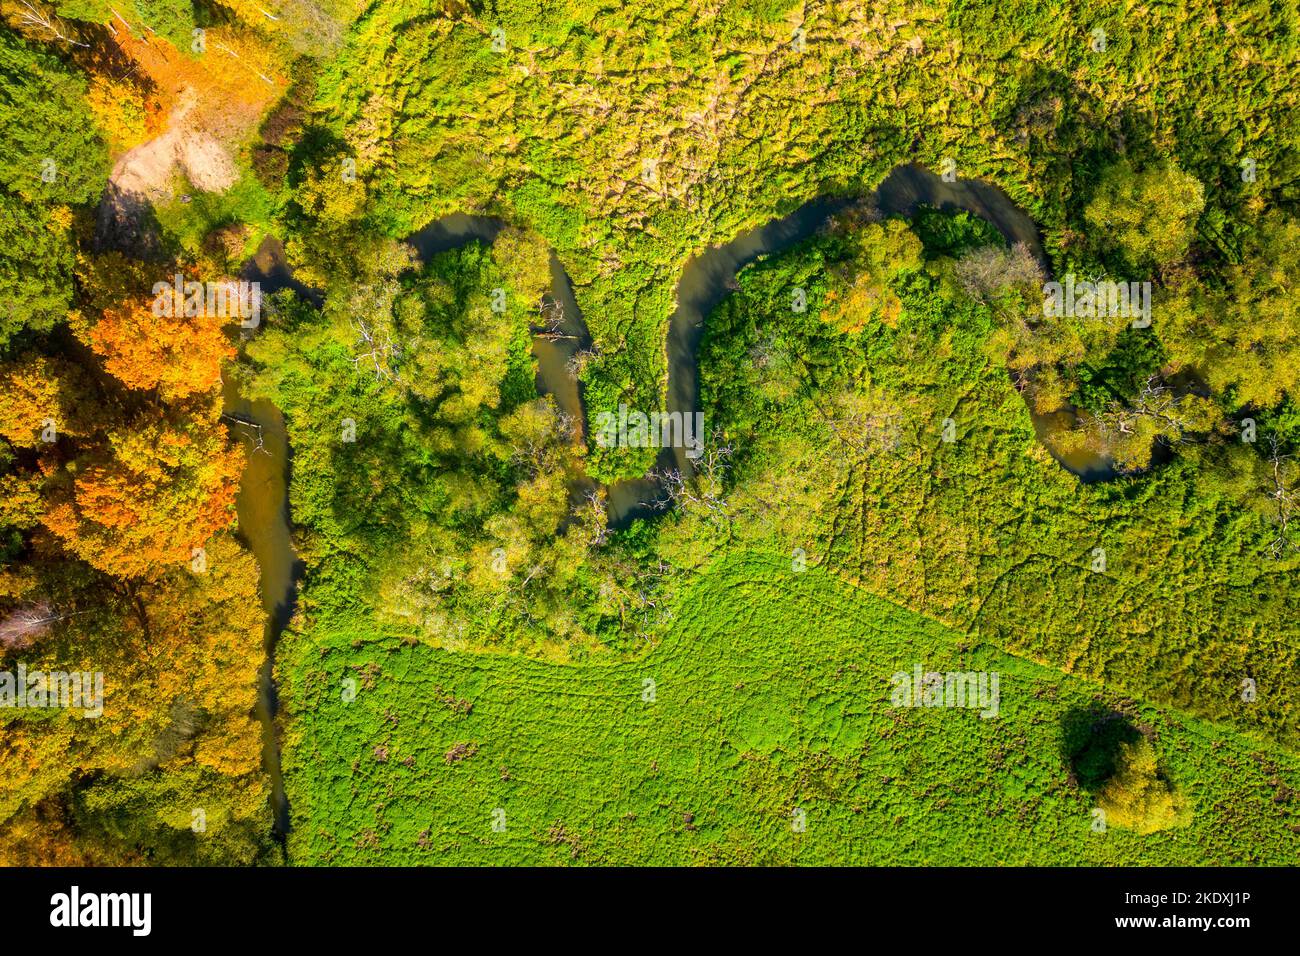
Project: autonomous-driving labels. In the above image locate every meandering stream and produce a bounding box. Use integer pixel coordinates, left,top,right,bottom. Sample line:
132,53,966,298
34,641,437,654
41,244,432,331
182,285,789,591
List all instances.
609,163,1111,520
233,163,1111,837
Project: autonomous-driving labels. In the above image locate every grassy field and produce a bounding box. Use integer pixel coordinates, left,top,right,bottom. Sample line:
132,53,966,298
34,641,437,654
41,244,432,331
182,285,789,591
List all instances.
687,224,1300,746
282,552,1300,865
270,200,1300,865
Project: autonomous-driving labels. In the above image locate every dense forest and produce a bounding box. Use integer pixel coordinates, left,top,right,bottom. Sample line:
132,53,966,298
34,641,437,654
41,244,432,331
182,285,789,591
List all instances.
1,0,1298,864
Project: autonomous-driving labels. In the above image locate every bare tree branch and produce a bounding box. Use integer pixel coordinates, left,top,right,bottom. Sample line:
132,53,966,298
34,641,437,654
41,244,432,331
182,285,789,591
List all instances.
17,0,89,47
1265,434,1300,560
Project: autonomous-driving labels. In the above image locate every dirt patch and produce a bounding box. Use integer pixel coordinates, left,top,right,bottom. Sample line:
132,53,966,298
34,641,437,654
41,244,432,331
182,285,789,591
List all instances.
95,89,239,256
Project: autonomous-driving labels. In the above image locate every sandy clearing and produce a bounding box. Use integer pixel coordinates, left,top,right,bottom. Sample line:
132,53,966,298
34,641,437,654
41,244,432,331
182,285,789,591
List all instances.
95,89,239,256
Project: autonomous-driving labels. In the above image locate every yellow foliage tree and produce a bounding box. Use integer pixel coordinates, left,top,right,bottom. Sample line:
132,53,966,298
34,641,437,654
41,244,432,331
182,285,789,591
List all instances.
41,402,243,579
1097,738,1191,834
0,353,99,448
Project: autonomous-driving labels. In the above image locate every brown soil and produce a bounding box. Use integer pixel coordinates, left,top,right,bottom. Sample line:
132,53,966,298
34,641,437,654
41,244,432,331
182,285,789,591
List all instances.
94,89,239,256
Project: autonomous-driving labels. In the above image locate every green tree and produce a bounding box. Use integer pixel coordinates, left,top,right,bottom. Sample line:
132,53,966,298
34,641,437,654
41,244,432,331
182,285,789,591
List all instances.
132,0,198,54
0,30,106,347
1160,212,1300,409
1084,161,1205,271
0,30,107,206
0,197,77,347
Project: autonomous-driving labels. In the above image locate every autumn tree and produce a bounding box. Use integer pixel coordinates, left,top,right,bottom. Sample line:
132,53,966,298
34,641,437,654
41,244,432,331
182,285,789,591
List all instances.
41,401,243,578
86,292,235,401
0,533,270,863
85,72,151,154
0,351,100,446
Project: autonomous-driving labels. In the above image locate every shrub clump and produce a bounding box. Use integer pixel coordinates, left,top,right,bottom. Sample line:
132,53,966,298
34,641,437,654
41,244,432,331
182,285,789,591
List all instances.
1097,738,1191,834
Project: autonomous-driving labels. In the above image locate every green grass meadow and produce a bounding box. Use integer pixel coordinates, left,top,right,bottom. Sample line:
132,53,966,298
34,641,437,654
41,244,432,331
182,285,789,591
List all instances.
282,553,1300,865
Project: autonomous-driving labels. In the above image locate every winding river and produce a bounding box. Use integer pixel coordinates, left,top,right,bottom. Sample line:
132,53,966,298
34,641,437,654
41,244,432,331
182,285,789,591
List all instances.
607,163,1110,520
220,379,296,844
232,163,1111,836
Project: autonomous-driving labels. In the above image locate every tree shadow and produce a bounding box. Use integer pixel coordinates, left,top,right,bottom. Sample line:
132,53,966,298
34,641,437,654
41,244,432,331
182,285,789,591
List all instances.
1060,705,1142,794
93,182,172,262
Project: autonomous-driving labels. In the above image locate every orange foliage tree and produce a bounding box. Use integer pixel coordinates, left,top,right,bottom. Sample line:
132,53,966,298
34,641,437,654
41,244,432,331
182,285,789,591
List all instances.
87,293,234,401
109,24,284,140
41,399,243,579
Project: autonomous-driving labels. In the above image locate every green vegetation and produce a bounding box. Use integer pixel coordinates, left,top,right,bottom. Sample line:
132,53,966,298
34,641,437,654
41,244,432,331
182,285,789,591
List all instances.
4,0,1300,867
153,171,277,265
1082,160,1205,273
689,219,1298,745
0,27,106,345
292,0,1300,484
244,235,642,659
283,554,1297,865
273,204,1300,862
